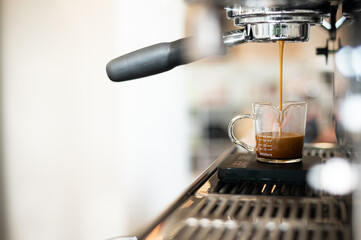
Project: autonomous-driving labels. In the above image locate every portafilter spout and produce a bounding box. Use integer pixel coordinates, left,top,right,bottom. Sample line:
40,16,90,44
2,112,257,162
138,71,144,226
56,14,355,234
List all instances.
106,8,324,82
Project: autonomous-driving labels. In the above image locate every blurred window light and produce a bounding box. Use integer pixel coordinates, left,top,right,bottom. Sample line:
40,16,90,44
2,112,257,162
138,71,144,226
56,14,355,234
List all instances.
191,6,222,59
353,45,361,77
336,45,361,78
336,46,355,77
340,94,361,133
307,157,358,195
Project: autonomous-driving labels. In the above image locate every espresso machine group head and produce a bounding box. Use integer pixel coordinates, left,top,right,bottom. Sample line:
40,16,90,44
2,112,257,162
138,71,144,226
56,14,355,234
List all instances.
106,0,347,82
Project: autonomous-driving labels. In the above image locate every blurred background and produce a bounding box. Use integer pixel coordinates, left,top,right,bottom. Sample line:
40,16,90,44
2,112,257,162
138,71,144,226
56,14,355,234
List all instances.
0,0,337,239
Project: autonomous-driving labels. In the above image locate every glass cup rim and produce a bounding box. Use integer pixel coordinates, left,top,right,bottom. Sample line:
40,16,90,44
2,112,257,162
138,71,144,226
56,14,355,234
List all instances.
252,101,307,110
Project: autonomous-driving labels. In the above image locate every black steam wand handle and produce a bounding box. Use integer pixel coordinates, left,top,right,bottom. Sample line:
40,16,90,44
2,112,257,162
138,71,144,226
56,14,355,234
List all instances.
106,37,224,82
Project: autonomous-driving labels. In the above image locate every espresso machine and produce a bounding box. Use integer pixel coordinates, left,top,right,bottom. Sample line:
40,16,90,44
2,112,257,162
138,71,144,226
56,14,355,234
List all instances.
107,0,361,239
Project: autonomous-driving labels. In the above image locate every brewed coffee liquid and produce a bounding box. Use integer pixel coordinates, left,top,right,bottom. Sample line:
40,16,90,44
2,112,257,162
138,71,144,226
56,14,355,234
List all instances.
279,41,284,111
278,41,285,135
256,132,304,159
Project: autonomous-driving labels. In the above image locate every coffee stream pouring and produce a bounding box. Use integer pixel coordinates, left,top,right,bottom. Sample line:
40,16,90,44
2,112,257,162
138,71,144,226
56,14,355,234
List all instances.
106,1,348,82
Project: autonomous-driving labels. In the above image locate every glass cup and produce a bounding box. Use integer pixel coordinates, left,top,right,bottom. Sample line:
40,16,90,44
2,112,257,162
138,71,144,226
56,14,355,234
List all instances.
228,102,308,163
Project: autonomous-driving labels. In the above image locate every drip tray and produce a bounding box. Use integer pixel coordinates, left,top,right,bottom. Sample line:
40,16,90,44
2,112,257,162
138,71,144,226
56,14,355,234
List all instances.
217,152,321,184
167,196,351,240
138,145,352,240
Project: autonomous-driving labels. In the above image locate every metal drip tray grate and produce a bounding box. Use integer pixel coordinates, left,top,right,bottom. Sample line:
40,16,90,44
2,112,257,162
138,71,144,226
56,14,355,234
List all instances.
213,182,319,197
187,197,348,223
302,144,344,161
196,171,326,198
170,220,350,240
140,144,352,240
166,196,351,240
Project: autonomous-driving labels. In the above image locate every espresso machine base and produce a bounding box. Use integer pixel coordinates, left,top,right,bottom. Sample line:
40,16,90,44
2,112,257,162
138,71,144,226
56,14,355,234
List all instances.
124,144,352,240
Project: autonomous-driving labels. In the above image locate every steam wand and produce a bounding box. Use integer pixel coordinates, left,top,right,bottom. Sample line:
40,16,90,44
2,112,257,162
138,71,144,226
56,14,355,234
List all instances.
106,29,248,82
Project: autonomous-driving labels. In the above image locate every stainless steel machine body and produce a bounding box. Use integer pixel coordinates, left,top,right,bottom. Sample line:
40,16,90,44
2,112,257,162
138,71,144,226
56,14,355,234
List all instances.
107,0,361,239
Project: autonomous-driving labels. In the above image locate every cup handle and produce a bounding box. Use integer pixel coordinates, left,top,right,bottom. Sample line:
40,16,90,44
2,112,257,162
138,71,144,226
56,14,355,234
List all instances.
228,114,255,152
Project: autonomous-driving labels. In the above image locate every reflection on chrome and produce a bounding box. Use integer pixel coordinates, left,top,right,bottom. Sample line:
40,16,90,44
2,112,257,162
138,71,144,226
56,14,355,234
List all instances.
336,45,361,78
340,94,361,133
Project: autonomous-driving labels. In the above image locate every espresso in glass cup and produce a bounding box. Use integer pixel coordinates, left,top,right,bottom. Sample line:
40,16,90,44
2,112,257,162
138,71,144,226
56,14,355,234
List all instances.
228,102,307,163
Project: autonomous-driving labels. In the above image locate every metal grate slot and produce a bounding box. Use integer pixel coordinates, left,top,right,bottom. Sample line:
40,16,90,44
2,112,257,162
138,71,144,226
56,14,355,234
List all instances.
232,224,246,240
220,182,235,194
240,183,255,195
232,223,258,240
263,227,280,240
214,226,228,240
307,229,315,240
200,198,218,217
245,225,258,240
215,199,232,217
282,227,295,240
214,181,225,193
245,202,255,218
270,184,281,195
334,202,342,221
293,229,300,240
282,202,291,218
258,202,267,217
188,225,202,240
233,201,245,218
309,203,317,220
190,223,210,240
297,203,305,219
195,198,209,215
281,185,291,195
261,184,273,195
213,199,233,218
209,200,221,215
322,229,329,240
271,203,280,218
172,222,197,239
294,185,306,196
278,230,285,240
322,203,329,219
221,225,238,240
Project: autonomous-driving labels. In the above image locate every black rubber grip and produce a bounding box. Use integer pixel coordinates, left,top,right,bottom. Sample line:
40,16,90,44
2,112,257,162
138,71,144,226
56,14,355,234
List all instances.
106,38,203,82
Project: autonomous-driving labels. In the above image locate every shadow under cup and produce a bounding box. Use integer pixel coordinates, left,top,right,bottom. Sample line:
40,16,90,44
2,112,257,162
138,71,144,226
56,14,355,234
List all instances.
228,102,308,164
